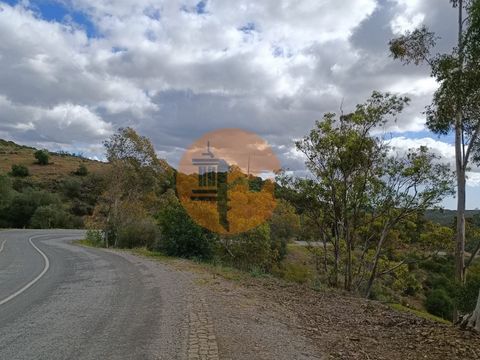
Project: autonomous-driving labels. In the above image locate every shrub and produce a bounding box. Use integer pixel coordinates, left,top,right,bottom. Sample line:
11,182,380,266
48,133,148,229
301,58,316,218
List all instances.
6,189,61,228
268,199,300,261
157,197,216,260
221,224,275,271
30,204,74,229
74,164,88,176
116,217,159,249
34,149,49,165
85,229,104,246
457,265,480,314
425,288,453,320
62,178,82,199
10,164,29,177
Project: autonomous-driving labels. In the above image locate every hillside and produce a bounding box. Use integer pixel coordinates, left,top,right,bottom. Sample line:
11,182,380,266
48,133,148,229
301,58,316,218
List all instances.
0,139,107,181
425,209,480,226
0,139,109,229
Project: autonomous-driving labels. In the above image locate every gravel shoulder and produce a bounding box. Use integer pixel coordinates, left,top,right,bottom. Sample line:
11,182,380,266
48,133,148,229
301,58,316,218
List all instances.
123,249,480,360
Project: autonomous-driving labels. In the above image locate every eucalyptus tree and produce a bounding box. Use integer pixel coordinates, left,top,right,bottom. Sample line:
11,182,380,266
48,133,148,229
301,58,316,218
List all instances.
92,127,171,247
293,92,453,294
390,0,480,324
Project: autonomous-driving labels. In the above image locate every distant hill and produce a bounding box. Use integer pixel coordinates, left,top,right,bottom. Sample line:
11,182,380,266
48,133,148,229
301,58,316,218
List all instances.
0,138,107,181
425,209,480,226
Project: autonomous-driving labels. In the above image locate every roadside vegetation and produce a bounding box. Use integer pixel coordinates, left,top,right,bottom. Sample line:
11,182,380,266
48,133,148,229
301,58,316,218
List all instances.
0,139,107,229
1,0,480,337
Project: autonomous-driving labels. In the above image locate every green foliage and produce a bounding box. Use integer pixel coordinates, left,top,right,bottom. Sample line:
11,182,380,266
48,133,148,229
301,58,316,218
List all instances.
34,149,50,165
0,174,14,227
287,92,453,294
62,178,82,199
30,204,77,229
116,216,159,249
280,263,312,284
221,224,274,271
457,263,480,313
391,264,422,296
157,192,215,259
85,229,104,246
74,164,88,176
425,289,454,320
7,189,61,228
91,127,172,248
0,174,13,210
268,199,300,261
10,164,29,177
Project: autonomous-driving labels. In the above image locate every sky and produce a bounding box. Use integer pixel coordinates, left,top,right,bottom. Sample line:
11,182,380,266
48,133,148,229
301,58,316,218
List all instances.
0,0,476,209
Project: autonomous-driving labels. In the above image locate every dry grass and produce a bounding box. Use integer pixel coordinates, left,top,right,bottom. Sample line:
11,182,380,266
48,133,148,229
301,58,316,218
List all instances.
0,142,107,180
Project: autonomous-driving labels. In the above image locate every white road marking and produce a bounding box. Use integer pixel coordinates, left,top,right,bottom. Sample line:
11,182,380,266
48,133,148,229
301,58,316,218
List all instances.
0,239,6,254
0,235,50,307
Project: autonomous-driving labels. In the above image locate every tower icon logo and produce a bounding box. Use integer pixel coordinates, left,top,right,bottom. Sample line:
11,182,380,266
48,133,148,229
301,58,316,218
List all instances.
176,128,280,235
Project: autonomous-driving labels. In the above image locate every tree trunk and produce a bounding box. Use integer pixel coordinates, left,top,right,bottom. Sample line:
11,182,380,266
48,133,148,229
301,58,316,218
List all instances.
453,0,466,323
459,289,480,333
344,218,353,291
365,227,388,298
455,114,466,285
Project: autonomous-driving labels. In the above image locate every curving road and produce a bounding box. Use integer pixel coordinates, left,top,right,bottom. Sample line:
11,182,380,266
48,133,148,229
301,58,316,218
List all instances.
0,229,190,360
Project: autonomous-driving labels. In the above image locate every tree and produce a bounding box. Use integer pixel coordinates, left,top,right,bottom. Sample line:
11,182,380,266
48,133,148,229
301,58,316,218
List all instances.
10,164,29,177
157,190,216,259
34,149,50,165
289,92,453,295
390,0,480,323
90,127,171,247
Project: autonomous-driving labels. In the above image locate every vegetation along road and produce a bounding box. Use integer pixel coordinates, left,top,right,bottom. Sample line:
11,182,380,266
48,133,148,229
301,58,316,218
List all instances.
0,229,320,360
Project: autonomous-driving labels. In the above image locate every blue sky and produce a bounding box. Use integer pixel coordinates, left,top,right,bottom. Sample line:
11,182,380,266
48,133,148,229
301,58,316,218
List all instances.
0,0,477,209
4,0,97,37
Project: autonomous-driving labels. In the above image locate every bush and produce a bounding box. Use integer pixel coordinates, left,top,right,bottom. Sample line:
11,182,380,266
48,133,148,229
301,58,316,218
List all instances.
74,164,88,176
157,197,216,260
457,265,480,314
34,149,49,165
425,288,453,320
10,164,29,177
85,229,104,246
116,217,159,249
221,224,275,271
6,189,61,228
268,199,300,261
30,204,74,229
62,178,82,199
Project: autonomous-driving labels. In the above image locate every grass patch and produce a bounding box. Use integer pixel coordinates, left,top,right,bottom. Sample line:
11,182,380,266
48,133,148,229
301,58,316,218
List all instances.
388,303,452,325
74,238,103,248
129,247,171,261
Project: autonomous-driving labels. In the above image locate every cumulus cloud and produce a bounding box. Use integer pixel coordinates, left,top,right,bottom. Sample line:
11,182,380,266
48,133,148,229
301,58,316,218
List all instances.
0,0,464,188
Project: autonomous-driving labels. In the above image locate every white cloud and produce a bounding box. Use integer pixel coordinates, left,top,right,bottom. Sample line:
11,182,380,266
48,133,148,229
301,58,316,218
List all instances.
0,0,462,194
389,0,425,34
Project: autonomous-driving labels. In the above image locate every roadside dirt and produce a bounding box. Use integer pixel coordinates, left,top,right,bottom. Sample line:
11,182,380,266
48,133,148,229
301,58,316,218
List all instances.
161,257,480,360
119,249,480,360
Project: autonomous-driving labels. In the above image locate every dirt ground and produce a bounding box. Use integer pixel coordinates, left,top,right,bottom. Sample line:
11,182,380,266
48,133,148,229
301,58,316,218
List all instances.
166,257,480,360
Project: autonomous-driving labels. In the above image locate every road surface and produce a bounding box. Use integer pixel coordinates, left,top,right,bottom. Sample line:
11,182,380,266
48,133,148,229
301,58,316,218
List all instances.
0,229,189,360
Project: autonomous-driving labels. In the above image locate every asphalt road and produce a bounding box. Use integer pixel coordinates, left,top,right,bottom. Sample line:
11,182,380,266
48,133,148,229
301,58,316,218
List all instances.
0,229,189,360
